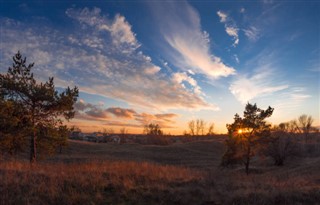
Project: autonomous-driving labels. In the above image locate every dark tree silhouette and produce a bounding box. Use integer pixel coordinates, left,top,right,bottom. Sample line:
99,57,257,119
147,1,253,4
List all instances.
144,123,163,136
222,103,274,174
0,52,78,163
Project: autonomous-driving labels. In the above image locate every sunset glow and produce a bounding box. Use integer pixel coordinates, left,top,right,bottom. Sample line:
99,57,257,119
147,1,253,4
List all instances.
0,1,319,134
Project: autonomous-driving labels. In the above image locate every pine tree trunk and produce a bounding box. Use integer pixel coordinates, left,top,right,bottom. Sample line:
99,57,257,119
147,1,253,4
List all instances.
30,129,37,163
245,159,249,175
245,143,251,175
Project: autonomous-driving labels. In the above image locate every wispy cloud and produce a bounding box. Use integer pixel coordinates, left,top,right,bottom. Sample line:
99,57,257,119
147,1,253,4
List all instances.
269,87,312,122
0,8,214,110
150,2,235,79
217,10,239,47
243,26,260,41
229,68,288,104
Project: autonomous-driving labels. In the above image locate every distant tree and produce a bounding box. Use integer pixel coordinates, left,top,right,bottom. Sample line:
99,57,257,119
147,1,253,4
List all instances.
282,121,297,133
144,123,163,136
196,119,206,135
188,120,195,136
295,114,314,142
0,52,78,163
188,119,207,136
207,123,215,136
222,103,274,174
102,127,114,136
120,127,128,135
71,125,82,133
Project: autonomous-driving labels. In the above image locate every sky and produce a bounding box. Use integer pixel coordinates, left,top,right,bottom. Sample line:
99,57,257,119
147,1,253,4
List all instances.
0,0,319,134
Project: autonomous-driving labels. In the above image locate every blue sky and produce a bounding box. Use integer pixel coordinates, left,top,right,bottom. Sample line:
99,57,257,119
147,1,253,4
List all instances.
0,0,319,134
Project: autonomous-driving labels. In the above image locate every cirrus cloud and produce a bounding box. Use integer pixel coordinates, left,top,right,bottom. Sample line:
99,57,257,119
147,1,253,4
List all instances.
229,74,288,104
149,1,235,79
0,7,215,111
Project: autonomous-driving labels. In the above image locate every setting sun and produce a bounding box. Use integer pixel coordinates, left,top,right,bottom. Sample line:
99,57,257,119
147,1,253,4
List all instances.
238,129,243,134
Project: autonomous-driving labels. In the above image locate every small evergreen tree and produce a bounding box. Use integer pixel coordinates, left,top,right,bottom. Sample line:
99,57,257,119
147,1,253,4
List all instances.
222,103,274,174
0,52,78,163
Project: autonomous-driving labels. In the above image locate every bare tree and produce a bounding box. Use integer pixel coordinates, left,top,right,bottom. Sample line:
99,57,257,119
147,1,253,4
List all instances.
297,115,314,142
120,127,128,135
188,119,206,136
188,120,195,136
102,128,114,136
196,119,206,135
207,123,215,136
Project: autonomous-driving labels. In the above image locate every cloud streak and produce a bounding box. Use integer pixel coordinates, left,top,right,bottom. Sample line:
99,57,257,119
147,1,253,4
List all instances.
229,68,288,104
243,26,260,41
150,2,235,79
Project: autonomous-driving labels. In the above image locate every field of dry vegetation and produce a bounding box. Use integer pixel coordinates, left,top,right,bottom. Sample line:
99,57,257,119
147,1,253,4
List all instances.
1,136,320,205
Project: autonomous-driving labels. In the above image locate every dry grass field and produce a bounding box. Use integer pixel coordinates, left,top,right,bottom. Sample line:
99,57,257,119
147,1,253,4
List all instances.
1,136,320,205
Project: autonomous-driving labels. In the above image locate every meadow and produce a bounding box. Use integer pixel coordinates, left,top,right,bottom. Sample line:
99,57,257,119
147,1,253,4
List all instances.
1,136,320,205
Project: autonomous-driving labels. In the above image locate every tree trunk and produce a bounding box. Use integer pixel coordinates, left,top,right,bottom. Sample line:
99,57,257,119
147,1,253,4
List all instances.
30,129,36,163
245,143,251,175
245,159,250,175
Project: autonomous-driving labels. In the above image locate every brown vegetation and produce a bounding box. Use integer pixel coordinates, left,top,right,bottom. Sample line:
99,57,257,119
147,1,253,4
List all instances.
1,136,320,204
0,160,204,205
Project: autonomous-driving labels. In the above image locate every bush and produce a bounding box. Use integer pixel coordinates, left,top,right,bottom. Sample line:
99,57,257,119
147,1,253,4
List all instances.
266,131,294,166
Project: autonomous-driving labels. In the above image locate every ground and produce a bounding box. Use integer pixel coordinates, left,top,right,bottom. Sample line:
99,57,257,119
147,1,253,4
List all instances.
1,136,320,205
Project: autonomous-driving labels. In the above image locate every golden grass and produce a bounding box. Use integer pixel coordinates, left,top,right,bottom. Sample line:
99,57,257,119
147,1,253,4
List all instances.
1,137,320,204
209,166,320,205
0,160,204,205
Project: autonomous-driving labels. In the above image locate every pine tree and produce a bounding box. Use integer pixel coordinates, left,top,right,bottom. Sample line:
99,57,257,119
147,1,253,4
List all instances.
222,103,274,174
0,52,78,163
